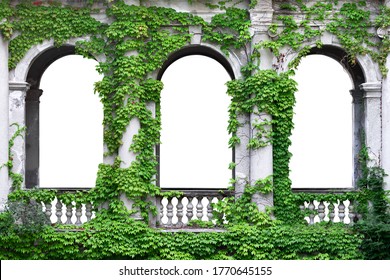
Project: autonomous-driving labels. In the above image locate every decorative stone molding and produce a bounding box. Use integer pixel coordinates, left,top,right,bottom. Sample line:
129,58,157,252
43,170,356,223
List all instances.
9,81,30,92
25,88,43,102
360,82,382,99
189,25,202,45
350,89,364,104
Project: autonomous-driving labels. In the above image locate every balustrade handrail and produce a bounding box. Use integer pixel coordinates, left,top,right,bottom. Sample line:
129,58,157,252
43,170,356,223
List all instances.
158,188,234,197
38,187,360,227
39,187,93,193
38,187,94,226
155,188,233,228
292,188,358,194
292,188,361,225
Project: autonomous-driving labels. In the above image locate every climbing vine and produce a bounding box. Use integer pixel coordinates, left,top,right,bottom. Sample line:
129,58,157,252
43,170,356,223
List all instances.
0,123,26,189
1,0,389,259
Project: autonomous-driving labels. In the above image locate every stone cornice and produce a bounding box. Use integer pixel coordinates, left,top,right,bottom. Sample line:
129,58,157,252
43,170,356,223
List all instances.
360,82,382,98
9,81,30,91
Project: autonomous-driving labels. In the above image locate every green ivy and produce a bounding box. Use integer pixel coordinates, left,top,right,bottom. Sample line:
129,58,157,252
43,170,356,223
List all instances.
0,209,364,260
3,123,26,189
8,2,103,69
1,0,390,260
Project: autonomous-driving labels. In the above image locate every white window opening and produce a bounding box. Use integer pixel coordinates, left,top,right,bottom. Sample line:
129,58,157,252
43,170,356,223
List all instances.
160,55,232,189
289,55,353,189
40,55,103,188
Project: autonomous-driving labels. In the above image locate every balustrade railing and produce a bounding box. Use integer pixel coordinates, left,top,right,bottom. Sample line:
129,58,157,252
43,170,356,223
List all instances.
155,189,232,228
36,187,360,227
40,188,94,226
292,188,361,225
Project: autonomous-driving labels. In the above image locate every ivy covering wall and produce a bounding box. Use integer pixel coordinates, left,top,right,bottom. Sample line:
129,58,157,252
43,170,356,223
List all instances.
0,0,389,259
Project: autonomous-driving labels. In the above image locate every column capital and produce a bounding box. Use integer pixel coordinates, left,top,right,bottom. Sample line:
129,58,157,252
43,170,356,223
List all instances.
359,82,382,99
9,81,30,92
350,89,363,104
25,88,43,102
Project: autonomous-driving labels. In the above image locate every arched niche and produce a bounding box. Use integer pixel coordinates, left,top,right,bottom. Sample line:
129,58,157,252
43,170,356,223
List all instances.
290,45,367,189
157,46,235,189
25,46,103,188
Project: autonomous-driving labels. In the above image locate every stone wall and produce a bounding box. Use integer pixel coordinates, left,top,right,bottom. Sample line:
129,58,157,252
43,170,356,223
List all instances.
1,0,389,213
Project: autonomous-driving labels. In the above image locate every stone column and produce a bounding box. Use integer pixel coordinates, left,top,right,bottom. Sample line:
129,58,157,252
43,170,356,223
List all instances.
248,1,274,212
383,64,390,191
117,49,142,218
234,112,251,199
381,0,390,191
118,118,140,169
9,82,30,189
25,88,42,188
350,89,364,187
0,35,9,210
360,82,382,167
118,116,142,219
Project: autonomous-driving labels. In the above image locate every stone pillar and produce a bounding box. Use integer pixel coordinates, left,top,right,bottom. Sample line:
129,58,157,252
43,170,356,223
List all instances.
381,0,390,191
9,82,30,189
117,49,142,216
350,89,364,187
118,117,140,169
234,113,250,199
0,35,9,210
248,1,274,212
25,88,42,188
118,116,142,219
360,82,382,167
383,69,390,191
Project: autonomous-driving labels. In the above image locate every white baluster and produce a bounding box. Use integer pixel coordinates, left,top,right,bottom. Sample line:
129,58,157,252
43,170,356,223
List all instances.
75,205,82,226
196,196,203,220
167,198,173,226
176,198,184,226
65,203,73,225
348,201,355,225
159,199,164,225
55,200,63,224
318,201,325,222
308,201,315,225
45,202,52,222
207,197,213,221
328,203,335,222
338,201,345,223
186,197,194,222
85,203,93,222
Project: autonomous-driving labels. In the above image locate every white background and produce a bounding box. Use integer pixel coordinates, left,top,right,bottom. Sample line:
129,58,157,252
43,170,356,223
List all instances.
39,54,352,189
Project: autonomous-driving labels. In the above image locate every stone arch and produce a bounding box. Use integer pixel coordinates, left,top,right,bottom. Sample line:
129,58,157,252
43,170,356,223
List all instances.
26,45,76,90
287,43,382,187
157,44,239,81
22,42,102,188
283,29,382,85
155,44,242,188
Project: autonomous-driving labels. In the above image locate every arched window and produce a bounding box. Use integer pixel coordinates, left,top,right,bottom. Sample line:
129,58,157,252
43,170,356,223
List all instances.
289,54,353,189
159,55,232,189
26,52,103,188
